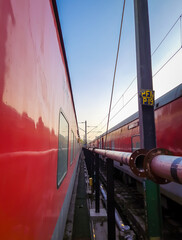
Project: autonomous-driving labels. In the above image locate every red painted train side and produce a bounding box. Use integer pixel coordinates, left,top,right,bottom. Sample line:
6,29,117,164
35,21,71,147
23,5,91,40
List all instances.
90,85,182,205
0,1,80,240
92,85,182,156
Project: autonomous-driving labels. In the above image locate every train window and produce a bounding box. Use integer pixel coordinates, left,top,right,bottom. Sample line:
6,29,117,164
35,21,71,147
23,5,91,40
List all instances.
71,130,74,165
57,112,69,188
111,140,115,150
156,103,159,108
131,134,140,151
102,138,104,149
74,136,77,158
128,121,139,130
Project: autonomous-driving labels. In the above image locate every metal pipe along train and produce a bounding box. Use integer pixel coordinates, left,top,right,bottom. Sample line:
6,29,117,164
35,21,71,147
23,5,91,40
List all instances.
0,1,81,240
89,84,182,206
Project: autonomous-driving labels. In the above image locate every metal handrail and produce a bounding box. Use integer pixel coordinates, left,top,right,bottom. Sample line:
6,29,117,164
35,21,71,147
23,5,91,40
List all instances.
86,147,182,184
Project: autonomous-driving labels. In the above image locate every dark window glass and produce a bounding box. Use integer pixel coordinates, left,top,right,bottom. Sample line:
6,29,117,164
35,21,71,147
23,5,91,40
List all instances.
57,112,69,187
71,131,74,165
74,136,77,158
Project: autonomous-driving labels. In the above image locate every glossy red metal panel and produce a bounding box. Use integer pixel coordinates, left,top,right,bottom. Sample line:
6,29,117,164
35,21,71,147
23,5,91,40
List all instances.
0,0,79,239
110,120,139,152
155,98,182,156
97,97,182,156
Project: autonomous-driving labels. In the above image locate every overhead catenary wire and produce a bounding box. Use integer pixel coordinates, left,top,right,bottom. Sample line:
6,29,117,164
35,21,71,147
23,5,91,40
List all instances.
90,14,182,135
99,92,137,131
151,14,181,56
99,44,182,132
110,92,137,121
104,0,126,148
180,15,182,47
108,25,182,122
88,14,182,142
89,14,182,138
153,46,182,78
111,76,137,111
98,42,182,132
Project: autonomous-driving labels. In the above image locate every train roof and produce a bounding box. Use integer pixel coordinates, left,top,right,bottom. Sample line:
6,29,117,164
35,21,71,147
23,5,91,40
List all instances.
52,1,80,138
98,83,182,139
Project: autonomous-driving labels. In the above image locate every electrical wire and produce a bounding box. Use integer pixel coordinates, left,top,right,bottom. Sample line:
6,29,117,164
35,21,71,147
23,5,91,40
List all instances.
111,76,137,111
110,92,138,121
99,92,137,131
104,0,126,148
110,14,182,115
89,14,182,141
151,15,181,56
180,15,182,47
153,46,182,78
98,43,182,133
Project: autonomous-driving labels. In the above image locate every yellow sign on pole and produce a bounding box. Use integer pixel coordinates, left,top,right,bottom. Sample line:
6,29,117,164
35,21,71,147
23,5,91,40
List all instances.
140,89,154,106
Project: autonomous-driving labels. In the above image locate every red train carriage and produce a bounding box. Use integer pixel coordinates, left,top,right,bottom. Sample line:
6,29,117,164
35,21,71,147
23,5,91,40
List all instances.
0,1,80,240
94,84,182,156
90,84,182,205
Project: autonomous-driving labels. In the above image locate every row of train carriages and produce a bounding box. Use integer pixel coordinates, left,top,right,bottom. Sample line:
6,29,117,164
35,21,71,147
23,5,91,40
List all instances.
89,83,182,208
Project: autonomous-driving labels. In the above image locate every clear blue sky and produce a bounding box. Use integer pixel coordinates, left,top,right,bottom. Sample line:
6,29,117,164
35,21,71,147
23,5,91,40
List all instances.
57,0,182,141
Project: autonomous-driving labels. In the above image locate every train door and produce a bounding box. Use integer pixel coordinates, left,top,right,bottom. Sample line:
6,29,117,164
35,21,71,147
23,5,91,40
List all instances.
99,137,101,148
102,137,104,149
111,140,115,150
131,134,140,151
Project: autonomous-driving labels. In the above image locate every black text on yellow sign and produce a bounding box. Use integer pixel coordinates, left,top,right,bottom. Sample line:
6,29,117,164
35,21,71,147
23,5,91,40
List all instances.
140,89,154,106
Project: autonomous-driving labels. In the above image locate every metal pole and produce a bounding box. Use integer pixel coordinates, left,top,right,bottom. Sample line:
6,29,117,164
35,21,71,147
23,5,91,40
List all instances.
95,153,100,213
107,158,115,240
134,0,162,239
85,120,87,147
